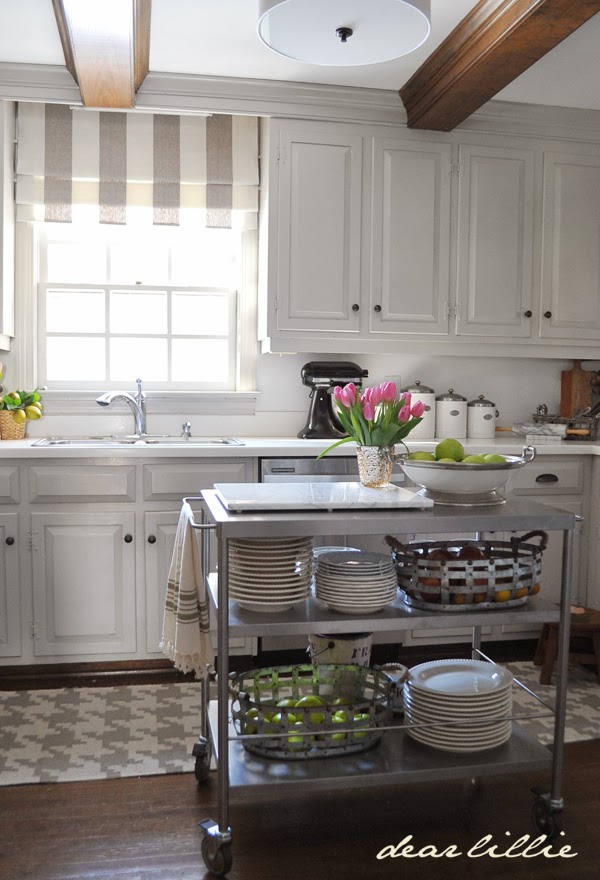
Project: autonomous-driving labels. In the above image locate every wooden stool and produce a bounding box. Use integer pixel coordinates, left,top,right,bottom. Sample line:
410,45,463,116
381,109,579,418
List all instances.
533,606,600,685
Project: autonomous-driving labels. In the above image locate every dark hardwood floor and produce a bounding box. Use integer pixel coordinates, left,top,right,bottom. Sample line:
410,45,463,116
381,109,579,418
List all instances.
1,740,599,880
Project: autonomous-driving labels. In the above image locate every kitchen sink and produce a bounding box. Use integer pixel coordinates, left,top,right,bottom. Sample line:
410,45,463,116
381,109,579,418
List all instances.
32,436,245,447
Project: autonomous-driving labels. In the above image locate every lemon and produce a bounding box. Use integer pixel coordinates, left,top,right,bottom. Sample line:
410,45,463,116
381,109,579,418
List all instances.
12,409,26,424
25,405,42,420
434,438,465,461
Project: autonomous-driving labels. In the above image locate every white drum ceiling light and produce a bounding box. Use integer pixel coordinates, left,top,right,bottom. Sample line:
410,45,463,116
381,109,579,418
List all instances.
257,0,431,67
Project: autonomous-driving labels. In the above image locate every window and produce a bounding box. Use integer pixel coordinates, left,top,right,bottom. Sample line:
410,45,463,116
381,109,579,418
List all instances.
34,222,255,393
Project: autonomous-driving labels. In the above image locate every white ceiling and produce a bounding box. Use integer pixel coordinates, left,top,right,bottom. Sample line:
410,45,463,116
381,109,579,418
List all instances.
0,0,599,111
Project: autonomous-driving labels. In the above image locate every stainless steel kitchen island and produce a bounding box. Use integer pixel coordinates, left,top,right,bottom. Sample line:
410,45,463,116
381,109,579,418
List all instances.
192,490,576,877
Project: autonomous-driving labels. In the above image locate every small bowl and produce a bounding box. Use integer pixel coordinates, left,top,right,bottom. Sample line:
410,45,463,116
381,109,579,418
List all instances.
397,446,536,506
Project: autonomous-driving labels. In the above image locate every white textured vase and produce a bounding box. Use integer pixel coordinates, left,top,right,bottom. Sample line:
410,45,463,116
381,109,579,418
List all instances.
356,446,394,488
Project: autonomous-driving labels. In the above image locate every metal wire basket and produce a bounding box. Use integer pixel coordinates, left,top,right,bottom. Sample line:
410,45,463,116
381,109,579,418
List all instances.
230,663,392,760
385,532,547,612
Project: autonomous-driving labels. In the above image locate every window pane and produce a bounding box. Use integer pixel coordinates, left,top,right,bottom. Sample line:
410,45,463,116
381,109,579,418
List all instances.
110,338,168,381
47,242,106,283
46,337,106,380
110,290,167,334
46,289,105,333
172,339,229,383
172,292,229,336
171,230,236,286
109,244,170,285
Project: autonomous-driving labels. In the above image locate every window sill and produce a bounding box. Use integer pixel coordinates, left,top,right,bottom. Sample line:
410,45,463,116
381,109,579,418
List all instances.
40,390,261,417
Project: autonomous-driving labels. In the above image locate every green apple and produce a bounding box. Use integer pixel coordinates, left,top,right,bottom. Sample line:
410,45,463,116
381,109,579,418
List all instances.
408,451,436,461
462,454,487,464
295,694,326,725
483,453,507,464
276,698,297,708
436,458,458,463
434,439,465,461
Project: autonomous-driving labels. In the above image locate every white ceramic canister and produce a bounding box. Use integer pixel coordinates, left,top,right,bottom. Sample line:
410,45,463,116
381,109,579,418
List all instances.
467,394,499,440
435,388,467,439
400,380,436,439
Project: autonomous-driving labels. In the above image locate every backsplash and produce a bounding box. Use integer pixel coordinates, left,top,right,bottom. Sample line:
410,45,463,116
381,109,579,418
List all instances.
16,351,597,439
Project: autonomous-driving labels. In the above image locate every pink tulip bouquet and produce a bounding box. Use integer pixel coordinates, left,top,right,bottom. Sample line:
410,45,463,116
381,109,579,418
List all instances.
317,381,425,458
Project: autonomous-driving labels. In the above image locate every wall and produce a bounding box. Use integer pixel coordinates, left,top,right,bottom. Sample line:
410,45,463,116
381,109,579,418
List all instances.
11,349,593,440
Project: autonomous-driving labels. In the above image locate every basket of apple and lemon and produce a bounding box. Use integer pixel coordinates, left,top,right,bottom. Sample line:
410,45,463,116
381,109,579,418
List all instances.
385,532,547,612
230,663,392,759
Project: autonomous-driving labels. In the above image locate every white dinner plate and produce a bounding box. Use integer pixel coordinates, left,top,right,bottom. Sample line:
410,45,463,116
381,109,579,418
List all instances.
408,660,513,696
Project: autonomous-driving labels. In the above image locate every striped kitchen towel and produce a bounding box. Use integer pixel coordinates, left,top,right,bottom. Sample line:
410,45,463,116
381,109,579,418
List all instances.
161,502,214,679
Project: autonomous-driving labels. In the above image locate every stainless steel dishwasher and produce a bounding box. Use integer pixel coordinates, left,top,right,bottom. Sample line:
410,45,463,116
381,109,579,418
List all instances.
259,455,405,651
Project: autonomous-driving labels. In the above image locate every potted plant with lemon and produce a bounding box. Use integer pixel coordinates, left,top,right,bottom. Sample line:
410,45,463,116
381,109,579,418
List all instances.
0,367,43,439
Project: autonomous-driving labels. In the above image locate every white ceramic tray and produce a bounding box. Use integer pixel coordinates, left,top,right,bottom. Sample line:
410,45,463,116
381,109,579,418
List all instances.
214,481,434,512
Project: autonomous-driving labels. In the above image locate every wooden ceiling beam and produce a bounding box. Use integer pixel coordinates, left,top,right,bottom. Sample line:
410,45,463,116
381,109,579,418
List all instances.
51,0,151,109
400,0,600,131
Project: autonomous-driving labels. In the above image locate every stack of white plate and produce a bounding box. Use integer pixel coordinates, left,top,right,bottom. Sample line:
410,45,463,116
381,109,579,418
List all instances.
228,537,313,612
404,659,513,753
314,550,398,614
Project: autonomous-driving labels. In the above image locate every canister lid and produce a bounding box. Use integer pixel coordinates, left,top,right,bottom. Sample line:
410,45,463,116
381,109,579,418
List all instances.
468,394,496,408
435,388,466,402
400,379,434,394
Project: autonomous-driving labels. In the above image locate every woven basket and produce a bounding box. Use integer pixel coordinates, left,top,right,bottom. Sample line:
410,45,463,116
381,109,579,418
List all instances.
0,411,26,440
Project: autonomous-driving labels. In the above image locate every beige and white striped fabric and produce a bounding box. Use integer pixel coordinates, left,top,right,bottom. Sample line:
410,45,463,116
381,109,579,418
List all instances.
161,502,215,680
16,103,258,228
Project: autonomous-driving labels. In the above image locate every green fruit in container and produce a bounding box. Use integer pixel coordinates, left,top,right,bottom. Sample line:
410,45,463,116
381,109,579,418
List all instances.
462,454,487,464
436,458,458,464
12,409,26,424
409,451,436,461
25,405,42,420
434,439,465,461
483,453,507,464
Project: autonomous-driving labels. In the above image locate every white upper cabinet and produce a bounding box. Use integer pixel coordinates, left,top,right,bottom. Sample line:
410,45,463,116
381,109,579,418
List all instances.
540,153,600,340
263,122,363,335
455,144,535,338
369,138,451,336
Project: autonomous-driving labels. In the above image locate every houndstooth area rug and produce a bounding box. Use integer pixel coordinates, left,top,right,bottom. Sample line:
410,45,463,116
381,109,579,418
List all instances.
1,662,599,786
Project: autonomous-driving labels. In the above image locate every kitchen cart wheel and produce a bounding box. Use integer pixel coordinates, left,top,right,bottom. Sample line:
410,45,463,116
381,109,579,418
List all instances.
201,837,232,877
192,736,212,784
531,789,563,839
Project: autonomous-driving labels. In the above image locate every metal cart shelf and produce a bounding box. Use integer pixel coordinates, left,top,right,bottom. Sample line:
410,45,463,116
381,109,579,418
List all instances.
194,490,575,877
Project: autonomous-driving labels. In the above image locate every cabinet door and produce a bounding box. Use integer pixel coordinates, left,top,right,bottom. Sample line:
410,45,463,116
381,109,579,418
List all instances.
0,513,20,657
272,126,363,333
455,144,534,337
370,138,451,335
540,153,600,339
31,511,136,656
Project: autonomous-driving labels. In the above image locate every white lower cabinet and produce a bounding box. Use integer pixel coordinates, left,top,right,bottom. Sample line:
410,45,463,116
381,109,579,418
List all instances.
0,512,20,657
30,511,137,656
0,456,257,667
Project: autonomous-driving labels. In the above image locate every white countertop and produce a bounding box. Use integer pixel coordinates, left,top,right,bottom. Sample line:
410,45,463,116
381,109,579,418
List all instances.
0,435,596,459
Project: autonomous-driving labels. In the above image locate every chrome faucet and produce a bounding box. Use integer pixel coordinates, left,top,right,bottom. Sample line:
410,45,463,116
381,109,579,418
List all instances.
96,378,147,436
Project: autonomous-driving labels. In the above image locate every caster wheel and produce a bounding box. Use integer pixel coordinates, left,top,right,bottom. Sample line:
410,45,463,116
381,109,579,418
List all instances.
532,800,562,838
201,837,232,877
194,743,212,784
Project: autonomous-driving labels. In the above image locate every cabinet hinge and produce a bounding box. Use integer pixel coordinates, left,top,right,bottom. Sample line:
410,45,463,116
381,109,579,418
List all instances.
450,161,462,176
27,530,37,551
274,298,279,311
30,620,39,639
276,145,286,165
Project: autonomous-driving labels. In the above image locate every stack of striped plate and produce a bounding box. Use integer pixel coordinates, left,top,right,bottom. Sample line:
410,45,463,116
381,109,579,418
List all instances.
227,537,313,612
403,659,513,753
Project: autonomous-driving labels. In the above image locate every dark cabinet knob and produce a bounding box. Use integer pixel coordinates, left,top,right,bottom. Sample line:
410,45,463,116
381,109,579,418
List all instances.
535,473,559,484
524,310,532,318
5,536,14,546
124,534,133,543
374,304,382,313
544,311,552,319
147,535,157,544
351,303,359,312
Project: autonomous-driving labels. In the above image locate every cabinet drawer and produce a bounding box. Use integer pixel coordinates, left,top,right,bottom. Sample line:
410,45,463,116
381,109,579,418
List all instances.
143,460,251,501
0,466,19,504
507,460,584,495
29,465,136,502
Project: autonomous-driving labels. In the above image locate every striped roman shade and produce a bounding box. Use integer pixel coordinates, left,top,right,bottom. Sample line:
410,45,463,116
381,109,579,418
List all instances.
15,103,259,229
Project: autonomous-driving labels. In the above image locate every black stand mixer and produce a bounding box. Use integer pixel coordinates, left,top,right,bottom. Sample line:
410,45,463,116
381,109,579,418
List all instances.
298,361,369,439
